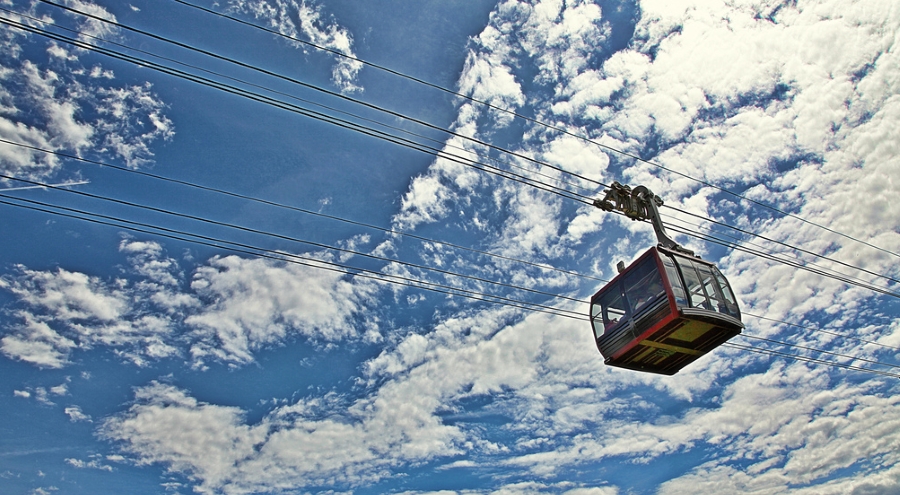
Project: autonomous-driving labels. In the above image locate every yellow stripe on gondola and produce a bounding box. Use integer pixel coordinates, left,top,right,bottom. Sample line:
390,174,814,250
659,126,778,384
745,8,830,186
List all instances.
639,340,704,356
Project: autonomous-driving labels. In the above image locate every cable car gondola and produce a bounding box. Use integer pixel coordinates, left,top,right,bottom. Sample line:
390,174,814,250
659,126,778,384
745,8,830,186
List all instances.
589,183,743,375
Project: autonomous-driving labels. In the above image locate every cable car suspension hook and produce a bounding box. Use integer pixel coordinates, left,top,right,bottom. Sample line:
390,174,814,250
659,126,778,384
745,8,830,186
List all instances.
593,182,695,256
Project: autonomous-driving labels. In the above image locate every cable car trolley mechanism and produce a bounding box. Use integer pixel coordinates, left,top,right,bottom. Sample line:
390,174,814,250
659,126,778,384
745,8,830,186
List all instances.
590,182,743,375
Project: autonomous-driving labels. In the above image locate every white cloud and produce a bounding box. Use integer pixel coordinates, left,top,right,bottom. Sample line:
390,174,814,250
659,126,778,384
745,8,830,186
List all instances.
6,1,900,493
1,226,414,376
92,83,175,168
6,266,127,322
101,379,454,492
0,241,183,367
185,254,378,366
504,5,900,489
64,406,92,423
500,362,900,491
0,116,60,179
399,483,620,495
652,370,900,494
392,153,469,230
1,314,77,368
392,0,611,261
2,240,385,369
99,305,604,492
64,0,120,42
101,382,267,490
227,0,363,93
97,319,458,490
523,0,900,335
33,386,56,406
540,135,609,184
19,61,95,152
90,296,755,493
65,455,112,471
0,3,173,181
120,239,181,287
458,54,524,127
317,0,900,491
92,282,900,494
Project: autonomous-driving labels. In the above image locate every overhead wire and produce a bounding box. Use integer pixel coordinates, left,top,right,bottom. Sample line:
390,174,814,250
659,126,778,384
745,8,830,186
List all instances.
662,204,900,287
168,0,900,261
0,173,587,314
3,169,898,380
5,8,900,342
4,8,895,305
661,213,900,297
721,342,900,380
56,2,900,292
9,2,897,301
739,334,900,371
35,0,607,194
0,139,604,283
663,222,900,299
4,182,898,380
1,5,896,376
5,138,896,362
3,7,896,326
0,5,596,200
742,312,900,352
0,13,595,208
0,193,589,321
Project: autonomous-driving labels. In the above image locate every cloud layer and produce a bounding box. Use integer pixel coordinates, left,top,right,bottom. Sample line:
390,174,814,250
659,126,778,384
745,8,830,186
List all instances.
1,239,376,369
0,2,173,181
227,0,363,93
3,0,900,493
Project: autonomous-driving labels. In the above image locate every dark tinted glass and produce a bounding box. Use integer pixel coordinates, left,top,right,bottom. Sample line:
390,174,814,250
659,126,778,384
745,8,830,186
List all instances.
592,282,628,338
661,256,687,306
623,257,665,315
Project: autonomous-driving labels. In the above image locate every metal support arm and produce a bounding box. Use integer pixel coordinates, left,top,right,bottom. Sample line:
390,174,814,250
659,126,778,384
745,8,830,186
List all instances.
593,182,695,256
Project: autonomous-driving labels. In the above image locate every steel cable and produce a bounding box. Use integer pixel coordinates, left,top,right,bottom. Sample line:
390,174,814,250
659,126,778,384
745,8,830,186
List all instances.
166,0,900,260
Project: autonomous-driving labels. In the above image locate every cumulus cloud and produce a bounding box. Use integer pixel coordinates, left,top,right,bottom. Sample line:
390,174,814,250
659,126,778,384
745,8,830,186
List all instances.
389,0,625,298
512,0,900,338
100,297,899,494
613,0,900,340
64,405,92,423
227,0,363,93
653,369,900,494
101,306,575,492
1,314,77,368
14,383,72,406
1,239,379,369
6,0,900,493
101,379,461,492
91,83,175,168
63,0,120,43
0,1,173,181
66,455,113,471
186,253,378,366
447,1,900,490
366,0,900,491
0,240,181,367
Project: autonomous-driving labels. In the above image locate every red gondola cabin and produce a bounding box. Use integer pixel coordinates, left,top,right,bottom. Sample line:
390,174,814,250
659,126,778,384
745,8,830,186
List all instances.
590,246,743,375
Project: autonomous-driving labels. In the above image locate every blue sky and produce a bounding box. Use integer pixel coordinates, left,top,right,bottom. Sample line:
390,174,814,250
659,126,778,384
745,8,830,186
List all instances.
1,0,899,493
